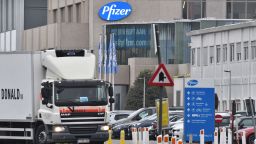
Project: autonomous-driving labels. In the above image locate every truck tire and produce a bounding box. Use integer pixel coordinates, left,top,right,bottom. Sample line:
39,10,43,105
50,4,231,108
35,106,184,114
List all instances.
35,125,48,144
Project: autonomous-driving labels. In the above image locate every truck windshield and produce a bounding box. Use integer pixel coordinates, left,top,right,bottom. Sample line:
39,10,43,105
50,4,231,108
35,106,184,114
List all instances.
55,86,107,106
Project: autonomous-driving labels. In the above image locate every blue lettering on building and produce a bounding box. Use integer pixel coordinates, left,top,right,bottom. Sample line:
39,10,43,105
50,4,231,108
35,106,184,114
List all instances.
99,1,132,21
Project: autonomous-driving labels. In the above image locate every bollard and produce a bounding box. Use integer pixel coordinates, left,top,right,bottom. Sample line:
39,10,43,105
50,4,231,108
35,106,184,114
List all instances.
228,129,232,144
242,131,246,144
254,138,256,144
106,129,113,144
138,128,142,144
221,127,226,144
163,134,169,144
131,128,138,144
214,129,218,144
177,139,183,144
142,128,149,144
171,136,176,144
157,135,162,144
219,128,223,144
200,129,204,144
120,130,125,144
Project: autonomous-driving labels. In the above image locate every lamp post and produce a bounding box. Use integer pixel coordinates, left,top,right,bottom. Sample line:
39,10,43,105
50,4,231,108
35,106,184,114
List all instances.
224,70,232,144
139,77,146,108
224,70,231,111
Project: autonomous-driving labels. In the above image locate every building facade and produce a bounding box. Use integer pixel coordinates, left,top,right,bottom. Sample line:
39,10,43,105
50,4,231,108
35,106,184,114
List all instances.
0,0,47,51
188,20,256,111
2,0,256,109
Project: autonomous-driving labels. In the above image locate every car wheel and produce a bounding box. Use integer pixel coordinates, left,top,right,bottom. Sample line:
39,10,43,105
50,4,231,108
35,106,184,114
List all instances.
247,134,255,144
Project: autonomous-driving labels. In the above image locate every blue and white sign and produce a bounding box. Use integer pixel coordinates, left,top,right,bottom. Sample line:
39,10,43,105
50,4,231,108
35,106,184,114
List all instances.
99,1,132,21
184,79,215,142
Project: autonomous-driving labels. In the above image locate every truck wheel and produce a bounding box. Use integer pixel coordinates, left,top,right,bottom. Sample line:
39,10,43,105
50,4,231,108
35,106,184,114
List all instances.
35,125,48,144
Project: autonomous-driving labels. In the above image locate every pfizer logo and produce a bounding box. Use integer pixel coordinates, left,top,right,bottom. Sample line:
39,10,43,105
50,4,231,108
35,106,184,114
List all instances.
99,1,132,21
187,80,198,86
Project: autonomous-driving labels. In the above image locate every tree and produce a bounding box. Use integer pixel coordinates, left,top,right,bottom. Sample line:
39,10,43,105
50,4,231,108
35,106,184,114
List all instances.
125,69,167,110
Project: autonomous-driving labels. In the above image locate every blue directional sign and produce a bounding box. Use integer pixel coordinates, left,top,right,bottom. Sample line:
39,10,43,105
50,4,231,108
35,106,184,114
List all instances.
184,79,215,142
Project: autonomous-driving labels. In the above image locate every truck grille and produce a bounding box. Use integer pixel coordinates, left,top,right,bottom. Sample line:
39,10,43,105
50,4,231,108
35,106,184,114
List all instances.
60,112,105,124
68,125,97,134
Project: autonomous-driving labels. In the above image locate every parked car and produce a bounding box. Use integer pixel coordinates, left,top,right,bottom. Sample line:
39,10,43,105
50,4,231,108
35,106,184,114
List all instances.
234,116,256,131
111,107,156,128
112,113,157,139
109,110,134,124
235,127,255,144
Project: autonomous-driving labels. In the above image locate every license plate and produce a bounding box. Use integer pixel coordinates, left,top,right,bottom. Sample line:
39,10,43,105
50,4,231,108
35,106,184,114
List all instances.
77,138,90,143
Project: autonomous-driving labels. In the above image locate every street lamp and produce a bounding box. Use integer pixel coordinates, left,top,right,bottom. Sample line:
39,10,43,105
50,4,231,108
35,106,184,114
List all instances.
138,77,146,108
224,70,233,144
224,70,231,111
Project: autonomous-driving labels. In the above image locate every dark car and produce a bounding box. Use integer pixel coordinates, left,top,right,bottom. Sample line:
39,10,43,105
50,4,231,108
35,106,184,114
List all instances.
112,114,157,139
111,107,156,138
149,114,183,139
111,107,156,128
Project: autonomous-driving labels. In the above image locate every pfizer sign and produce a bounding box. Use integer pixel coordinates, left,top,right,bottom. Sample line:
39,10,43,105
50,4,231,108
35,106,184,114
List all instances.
99,1,132,21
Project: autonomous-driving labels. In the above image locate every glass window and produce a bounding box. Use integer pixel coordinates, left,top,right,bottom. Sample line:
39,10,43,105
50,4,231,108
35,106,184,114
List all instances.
53,9,57,23
227,2,232,19
233,2,246,19
247,2,256,19
197,48,200,66
192,48,195,65
114,114,129,120
203,47,208,66
188,2,202,19
230,43,235,62
216,45,221,63
236,42,241,61
68,5,73,22
252,41,256,59
76,3,81,23
60,7,65,23
209,46,214,64
244,42,249,60
223,44,227,62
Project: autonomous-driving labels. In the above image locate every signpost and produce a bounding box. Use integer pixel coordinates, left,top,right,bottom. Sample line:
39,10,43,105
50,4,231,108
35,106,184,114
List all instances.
184,79,215,142
148,24,174,136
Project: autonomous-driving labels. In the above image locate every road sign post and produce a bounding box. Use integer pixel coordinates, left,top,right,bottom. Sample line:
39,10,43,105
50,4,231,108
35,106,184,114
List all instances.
184,79,215,143
152,24,174,136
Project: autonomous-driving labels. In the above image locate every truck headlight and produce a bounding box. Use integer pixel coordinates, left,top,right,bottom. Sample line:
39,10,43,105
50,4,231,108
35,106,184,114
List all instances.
53,126,66,132
100,125,109,131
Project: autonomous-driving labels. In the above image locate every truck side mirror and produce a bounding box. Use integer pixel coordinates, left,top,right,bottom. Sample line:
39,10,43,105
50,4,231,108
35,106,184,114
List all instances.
41,88,49,105
109,97,115,104
109,85,113,97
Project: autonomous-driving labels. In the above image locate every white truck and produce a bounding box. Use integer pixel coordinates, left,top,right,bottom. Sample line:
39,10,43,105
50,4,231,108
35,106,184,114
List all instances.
0,49,114,144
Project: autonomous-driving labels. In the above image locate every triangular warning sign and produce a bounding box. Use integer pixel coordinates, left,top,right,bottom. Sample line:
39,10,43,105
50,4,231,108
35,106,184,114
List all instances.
148,64,174,86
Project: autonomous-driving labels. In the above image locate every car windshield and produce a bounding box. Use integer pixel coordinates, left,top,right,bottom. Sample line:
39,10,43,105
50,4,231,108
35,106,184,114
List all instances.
55,85,107,106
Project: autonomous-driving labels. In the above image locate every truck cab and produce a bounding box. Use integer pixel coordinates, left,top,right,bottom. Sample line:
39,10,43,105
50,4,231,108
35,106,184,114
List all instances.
37,50,113,144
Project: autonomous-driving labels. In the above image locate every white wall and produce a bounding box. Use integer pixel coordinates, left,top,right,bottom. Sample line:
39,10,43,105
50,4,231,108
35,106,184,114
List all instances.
190,25,256,111
0,30,17,51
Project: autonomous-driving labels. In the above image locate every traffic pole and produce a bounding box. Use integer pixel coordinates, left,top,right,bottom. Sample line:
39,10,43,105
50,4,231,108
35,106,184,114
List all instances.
157,135,162,144
228,129,232,144
177,139,183,144
142,128,149,144
131,128,138,144
242,131,246,144
163,134,169,144
214,128,218,144
200,129,204,144
107,129,113,144
171,136,176,144
120,130,125,144
138,128,142,144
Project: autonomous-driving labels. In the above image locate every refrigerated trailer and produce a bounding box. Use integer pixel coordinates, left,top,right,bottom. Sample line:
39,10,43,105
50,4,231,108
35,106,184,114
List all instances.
0,50,114,144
